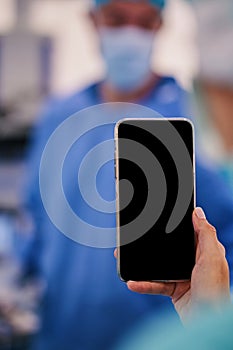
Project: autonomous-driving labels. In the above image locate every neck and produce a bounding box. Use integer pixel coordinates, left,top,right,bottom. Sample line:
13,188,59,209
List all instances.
100,73,160,102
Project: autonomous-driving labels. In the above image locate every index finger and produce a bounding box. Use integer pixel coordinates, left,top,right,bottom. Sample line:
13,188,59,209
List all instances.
127,281,176,296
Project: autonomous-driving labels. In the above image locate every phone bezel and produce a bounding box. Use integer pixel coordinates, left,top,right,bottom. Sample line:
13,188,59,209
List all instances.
114,117,196,283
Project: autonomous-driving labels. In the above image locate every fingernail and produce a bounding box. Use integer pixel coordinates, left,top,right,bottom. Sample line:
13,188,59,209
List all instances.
195,207,206,219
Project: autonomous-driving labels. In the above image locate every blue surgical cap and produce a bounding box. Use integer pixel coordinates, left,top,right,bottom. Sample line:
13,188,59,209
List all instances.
94,0,166,9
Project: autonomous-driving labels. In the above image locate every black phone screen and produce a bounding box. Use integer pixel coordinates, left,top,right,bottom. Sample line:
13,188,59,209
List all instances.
116,119,195,282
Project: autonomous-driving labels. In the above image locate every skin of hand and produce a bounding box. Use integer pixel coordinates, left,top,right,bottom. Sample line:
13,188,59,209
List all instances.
114,207,230,324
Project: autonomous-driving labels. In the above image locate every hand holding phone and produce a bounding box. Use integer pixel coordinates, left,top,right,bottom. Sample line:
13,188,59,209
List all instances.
124,208,230,324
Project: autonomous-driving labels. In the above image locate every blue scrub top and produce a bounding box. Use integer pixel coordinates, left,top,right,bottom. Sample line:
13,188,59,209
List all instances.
23,78,233,350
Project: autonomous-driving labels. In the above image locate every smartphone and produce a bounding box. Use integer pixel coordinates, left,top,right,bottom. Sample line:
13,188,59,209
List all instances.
115,118,196,282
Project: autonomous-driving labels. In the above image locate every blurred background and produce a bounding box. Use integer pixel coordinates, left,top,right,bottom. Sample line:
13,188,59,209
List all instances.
0,0,197,212
0,0,232,348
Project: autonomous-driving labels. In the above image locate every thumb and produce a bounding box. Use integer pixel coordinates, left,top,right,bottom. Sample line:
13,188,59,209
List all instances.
193,207,219,253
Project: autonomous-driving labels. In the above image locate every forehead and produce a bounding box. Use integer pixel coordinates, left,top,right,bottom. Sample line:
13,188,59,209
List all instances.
98,1,161,18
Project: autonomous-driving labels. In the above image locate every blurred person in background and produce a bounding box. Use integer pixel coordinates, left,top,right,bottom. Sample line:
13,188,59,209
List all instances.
191,0,233,191
20,1,233,350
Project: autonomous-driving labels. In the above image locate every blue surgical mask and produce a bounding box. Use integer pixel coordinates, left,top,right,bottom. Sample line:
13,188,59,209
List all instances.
99,26,155,91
